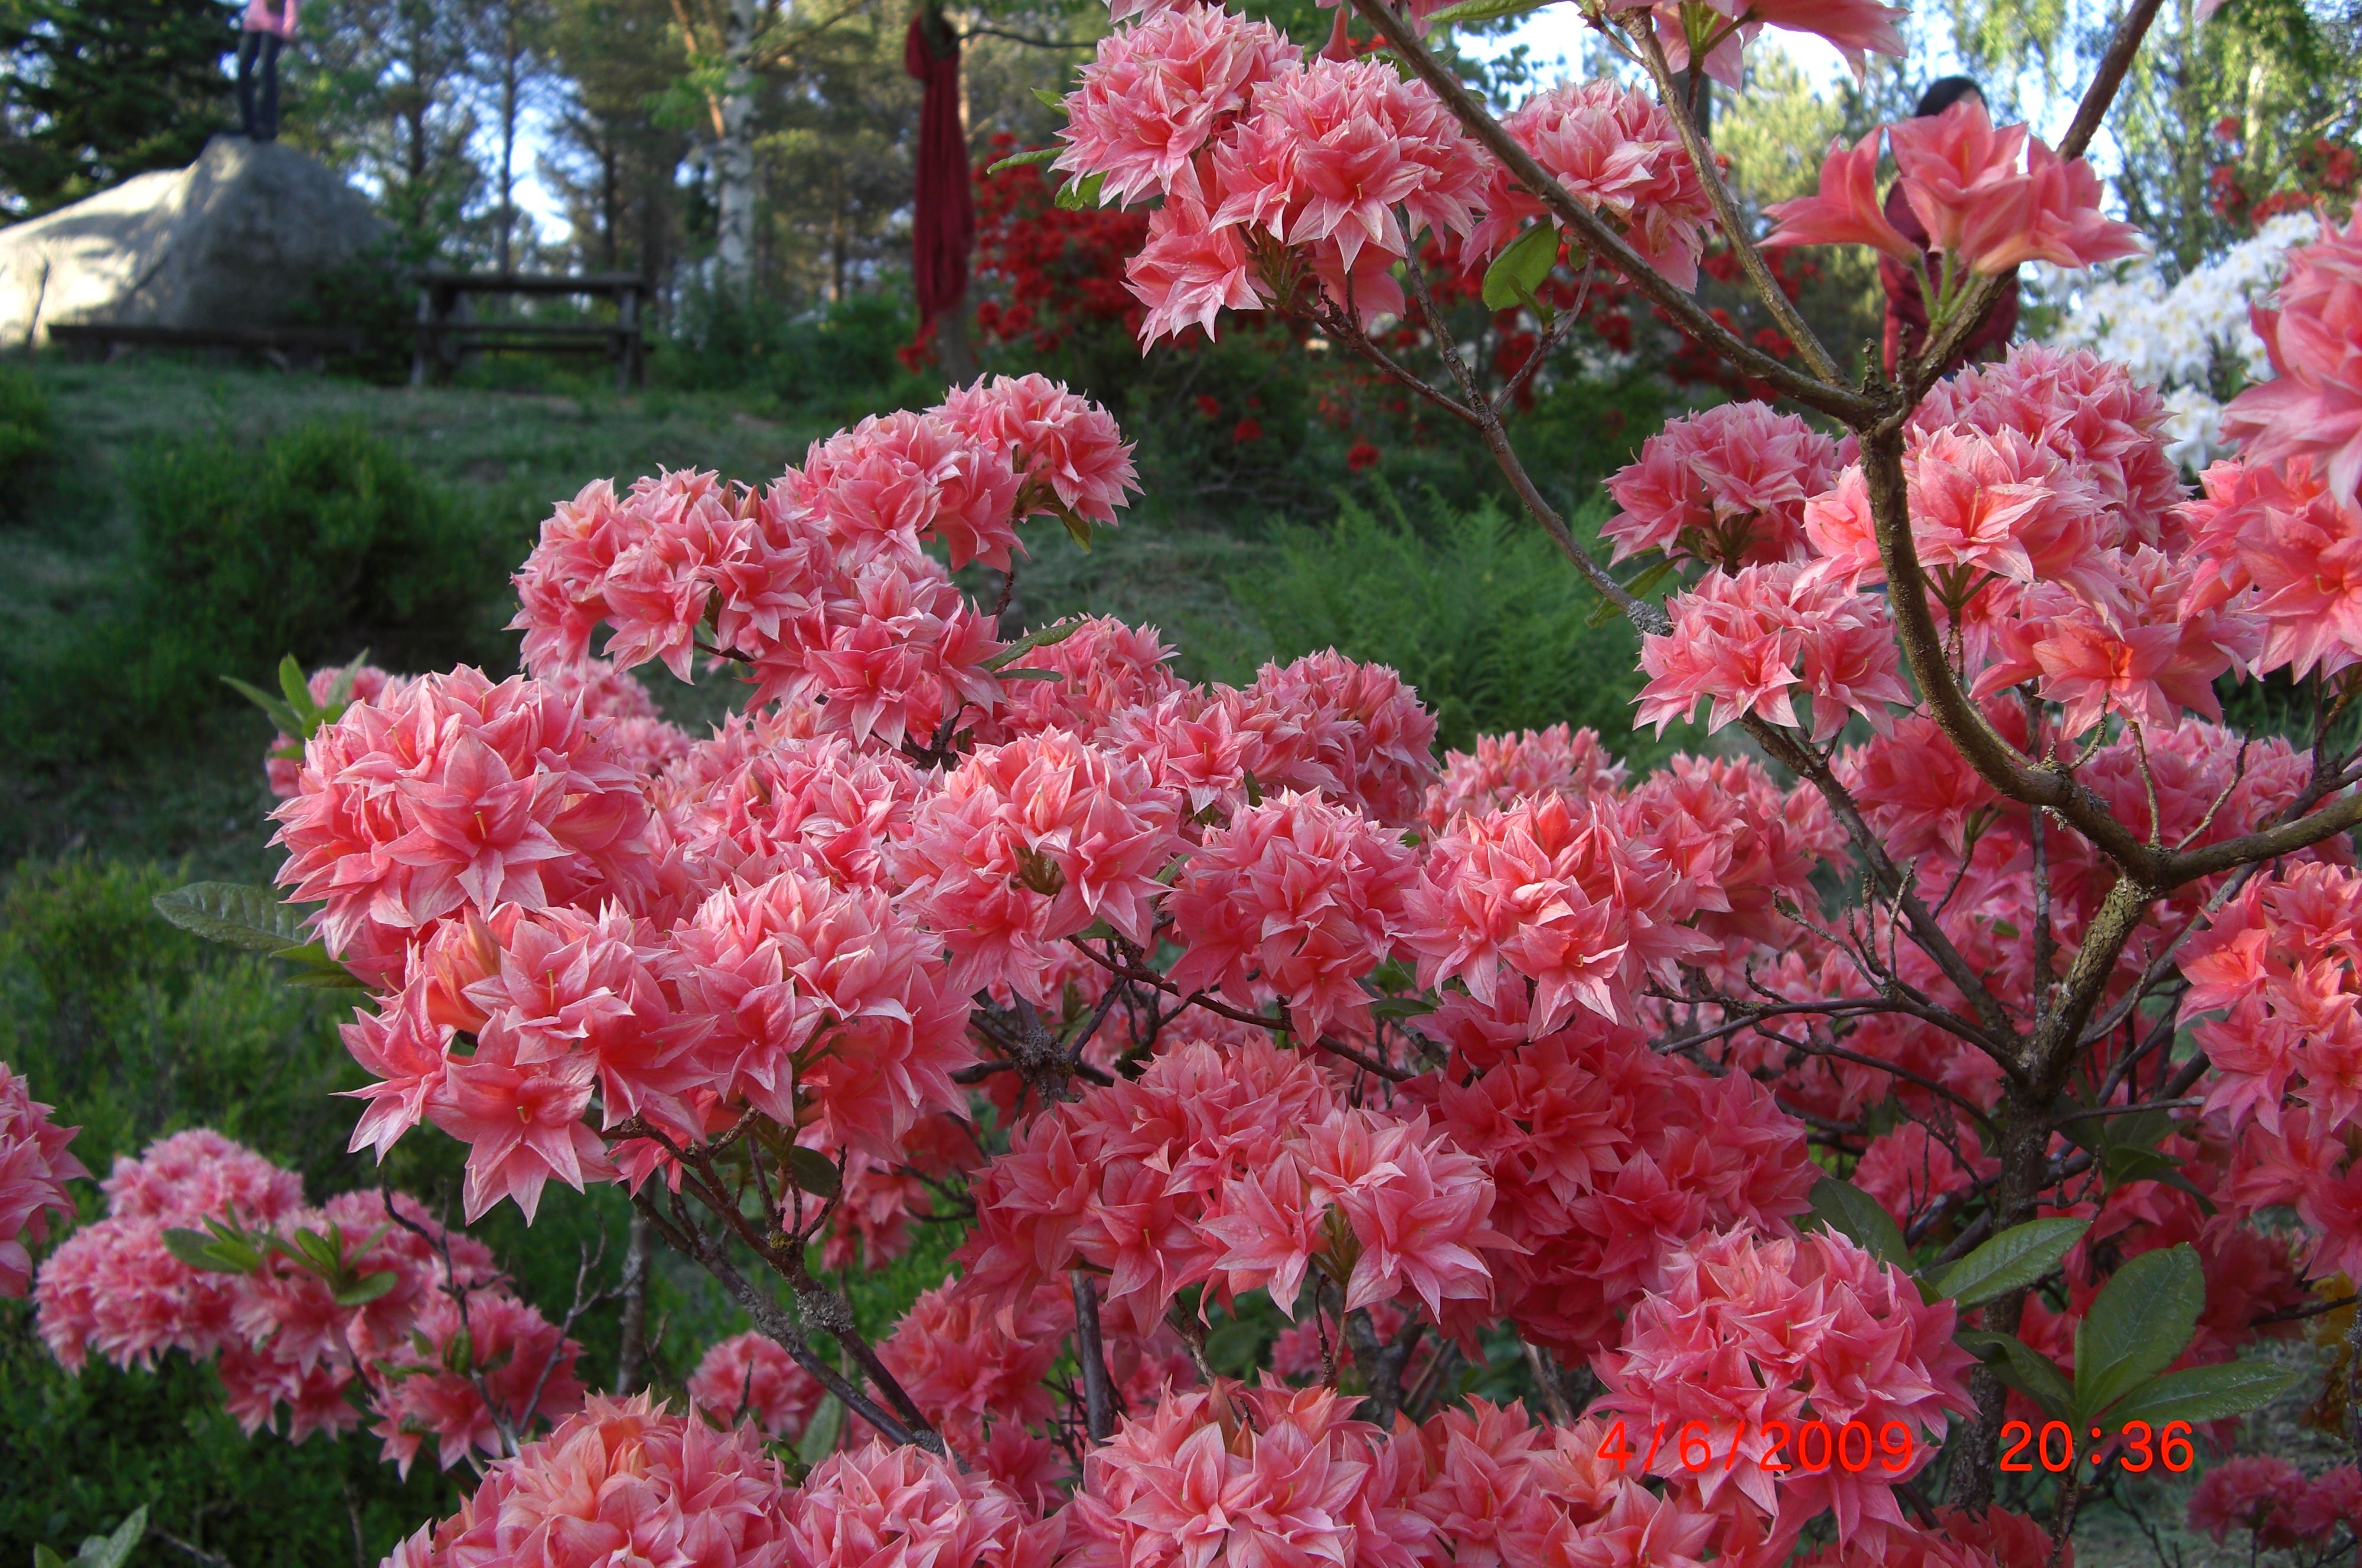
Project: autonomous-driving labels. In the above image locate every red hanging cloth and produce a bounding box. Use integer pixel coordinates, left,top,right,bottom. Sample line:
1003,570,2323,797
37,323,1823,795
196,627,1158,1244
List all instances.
905,14,974,329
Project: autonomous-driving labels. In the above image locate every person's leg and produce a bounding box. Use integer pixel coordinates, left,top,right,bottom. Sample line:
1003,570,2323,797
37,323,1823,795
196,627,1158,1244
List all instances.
259,34,281,141
236,30,261,137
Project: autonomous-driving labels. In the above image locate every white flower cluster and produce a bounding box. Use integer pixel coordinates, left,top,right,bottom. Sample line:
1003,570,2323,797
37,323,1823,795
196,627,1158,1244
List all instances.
2041,212,2318,468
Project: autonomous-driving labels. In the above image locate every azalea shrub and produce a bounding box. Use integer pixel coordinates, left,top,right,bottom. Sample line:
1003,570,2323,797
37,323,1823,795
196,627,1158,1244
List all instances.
12,0,2362,1564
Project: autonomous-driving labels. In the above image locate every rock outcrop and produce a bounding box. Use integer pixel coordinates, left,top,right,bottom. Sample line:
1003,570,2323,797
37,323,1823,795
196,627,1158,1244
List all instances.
0,136,383,347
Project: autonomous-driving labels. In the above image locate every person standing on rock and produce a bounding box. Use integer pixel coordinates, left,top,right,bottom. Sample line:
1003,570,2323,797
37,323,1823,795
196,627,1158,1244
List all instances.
236,0,297,143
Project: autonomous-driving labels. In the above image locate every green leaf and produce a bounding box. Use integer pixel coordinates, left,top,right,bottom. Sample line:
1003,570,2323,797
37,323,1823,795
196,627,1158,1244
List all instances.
276,652,315,718
221,675,304,737
1957,1329,2074,1420
784,1146,844,1200
443,1327,475,1374
1933,1217,2089,1309
994,668,1063,681
1032,85,1066,110
1368,995,1438,1022
84,1507,146,1568
985,619,1087,671
322,649,371,711
1053,171,1105,211
2073,1243,2203,1425
1480,223,1561,313
152,882,312,953
34,1546,68,1568
162,1226,262,1273
798,1394,845,1467
1425,0,1551,22
1204,1317,1268,1376
1803,1176,1908,1268
1059,509,1095,550
334,1270,400,1308
1589,556,1681,627
987,146,1061,174
2098,1360,2302,1427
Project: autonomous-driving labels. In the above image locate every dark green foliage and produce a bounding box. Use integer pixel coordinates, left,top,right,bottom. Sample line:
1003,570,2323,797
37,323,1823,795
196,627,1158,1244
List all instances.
1229,489,1678,763
288,239,435,386
653,288,937,423
0,361,57,514
0,0,231,220
6,420,513,760
0,858,363,1184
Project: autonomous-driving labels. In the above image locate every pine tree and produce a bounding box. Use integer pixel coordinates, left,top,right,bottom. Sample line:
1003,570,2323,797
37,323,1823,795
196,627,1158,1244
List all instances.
0,0,233,220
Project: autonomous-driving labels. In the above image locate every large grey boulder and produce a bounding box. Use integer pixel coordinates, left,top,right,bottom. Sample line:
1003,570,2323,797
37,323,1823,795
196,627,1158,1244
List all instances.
0,136,384,347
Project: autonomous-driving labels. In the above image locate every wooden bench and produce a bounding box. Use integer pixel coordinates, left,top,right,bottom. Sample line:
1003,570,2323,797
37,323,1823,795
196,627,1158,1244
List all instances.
412,270,650,393
48,322,367,371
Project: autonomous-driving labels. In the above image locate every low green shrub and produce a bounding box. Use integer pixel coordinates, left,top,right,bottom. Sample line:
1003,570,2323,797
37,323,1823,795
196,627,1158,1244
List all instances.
1229,489,1678,762
5,420,512,760
653,288,935,422
0,361,56,513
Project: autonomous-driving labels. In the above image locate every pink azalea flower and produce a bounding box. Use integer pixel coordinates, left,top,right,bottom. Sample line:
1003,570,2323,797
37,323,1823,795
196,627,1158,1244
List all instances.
688,1330,826,1439
1056,5,1294,207
1637,564,1909,743
939,374,1142,527
1471,82,1715,290
1603,401,1844,568
2188,1456,2313,1547
399,1395,795,1568
1130,190,1273,347
2222,211,2362,504
1167,789,1418,1040
788,1438,1065,1568
0,1061,85,1298
1764,131,1917,262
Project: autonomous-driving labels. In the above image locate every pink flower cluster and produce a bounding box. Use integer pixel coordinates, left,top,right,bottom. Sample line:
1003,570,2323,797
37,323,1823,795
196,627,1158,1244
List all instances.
387,1395,798,1568
1603,403,1845,569
956,1038,1512,1337
1767,97,2141,276
1055,6,1723,342
1637,563,1910,744
1420,724,1626,830
2221,210,2362,505
1411,1011,1818,1357
34,1131,582,1469
0,1061,84,1298
1594,1227,1976,1560
1470,81,1716,291
2188,1458,2362,1550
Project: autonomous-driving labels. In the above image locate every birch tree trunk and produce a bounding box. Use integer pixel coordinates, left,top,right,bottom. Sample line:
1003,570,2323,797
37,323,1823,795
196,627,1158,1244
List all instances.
711,0,761,292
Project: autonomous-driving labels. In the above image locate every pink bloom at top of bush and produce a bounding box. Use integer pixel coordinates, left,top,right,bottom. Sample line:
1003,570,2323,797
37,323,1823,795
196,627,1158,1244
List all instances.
2223,210,2362,504
1636,563,1909,743
0,1061,85,1298
395,1394,794,1568
1210,57,1483,272
1764,130,1917,262
272,667,655,979
938,373,1141,527
1408,790,1709,1037
1167,789,1420,1041
789,409,1025,572
898,729,1185,995
1422,724,1627,829
1055,5,1294,208
1470,81,1714,290
689,1331,826,1440
1889,98,2140,275
1733,0,1906,71
1603,401,1845,569
2187,1456,2313,1547
788,1438,1065,1568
